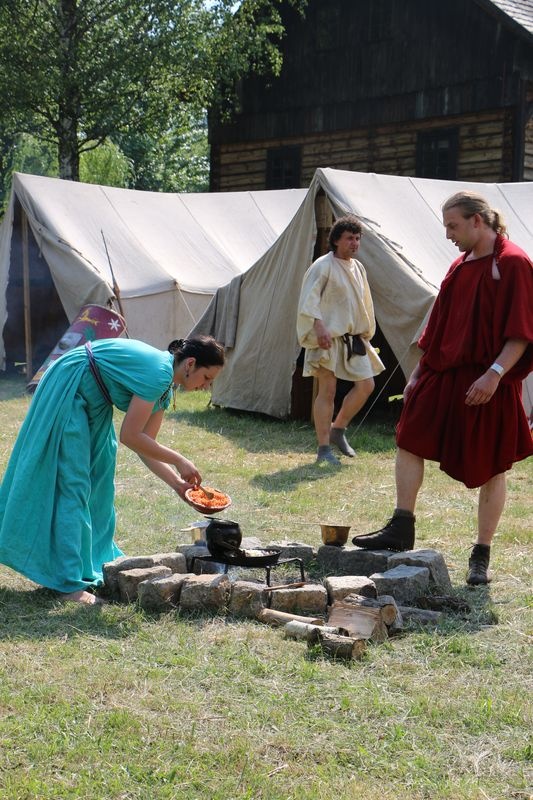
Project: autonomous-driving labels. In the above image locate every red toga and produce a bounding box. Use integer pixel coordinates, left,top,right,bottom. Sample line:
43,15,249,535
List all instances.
396,234,533,488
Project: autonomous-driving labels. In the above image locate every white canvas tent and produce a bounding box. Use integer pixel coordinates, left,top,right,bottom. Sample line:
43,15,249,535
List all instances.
192,167,533,419
0,172,307,372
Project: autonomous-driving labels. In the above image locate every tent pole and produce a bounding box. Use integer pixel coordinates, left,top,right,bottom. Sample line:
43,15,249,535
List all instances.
314,189,332,259
21,209,33,378
309,190,333,422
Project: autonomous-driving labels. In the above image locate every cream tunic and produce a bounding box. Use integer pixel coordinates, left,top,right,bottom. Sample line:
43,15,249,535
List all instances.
297,251,385,380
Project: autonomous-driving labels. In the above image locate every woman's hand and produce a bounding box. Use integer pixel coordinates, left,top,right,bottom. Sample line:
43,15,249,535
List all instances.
175,454,201,486
174,480,190,501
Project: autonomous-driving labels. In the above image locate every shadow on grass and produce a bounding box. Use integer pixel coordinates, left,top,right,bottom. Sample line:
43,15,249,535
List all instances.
397,585,500,635
250,459,346,491
169,404,397,456
0,373,29,401
0,586,141,641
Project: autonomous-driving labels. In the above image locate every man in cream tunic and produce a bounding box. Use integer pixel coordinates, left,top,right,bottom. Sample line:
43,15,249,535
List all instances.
297,215,384,464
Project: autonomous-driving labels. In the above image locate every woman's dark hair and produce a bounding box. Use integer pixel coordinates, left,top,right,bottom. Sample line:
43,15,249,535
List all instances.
328,214,363,252
167,335,225,367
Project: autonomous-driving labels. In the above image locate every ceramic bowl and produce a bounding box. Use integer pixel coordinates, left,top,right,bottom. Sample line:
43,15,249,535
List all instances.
184,486,232,515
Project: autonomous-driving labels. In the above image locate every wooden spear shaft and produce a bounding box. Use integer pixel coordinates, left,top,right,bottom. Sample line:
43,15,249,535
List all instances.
101,230,129,335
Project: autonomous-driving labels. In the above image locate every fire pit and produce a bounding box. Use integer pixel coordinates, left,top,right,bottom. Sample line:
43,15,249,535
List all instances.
190,518,305,586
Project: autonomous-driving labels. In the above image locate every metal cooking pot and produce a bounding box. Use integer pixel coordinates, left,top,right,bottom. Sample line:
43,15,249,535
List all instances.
205,519,242,560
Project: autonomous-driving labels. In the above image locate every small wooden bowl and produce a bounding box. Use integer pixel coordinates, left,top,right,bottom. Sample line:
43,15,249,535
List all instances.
320,524,351,547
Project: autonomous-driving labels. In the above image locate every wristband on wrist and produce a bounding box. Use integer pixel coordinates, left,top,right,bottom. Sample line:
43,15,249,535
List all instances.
489,362,504,377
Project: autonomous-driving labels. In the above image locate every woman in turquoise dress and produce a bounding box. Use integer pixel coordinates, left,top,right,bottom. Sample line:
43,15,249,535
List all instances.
0,335,224,605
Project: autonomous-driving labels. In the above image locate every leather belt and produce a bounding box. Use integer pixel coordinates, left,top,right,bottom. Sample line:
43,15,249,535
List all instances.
85,342,112,405
341,333,366,359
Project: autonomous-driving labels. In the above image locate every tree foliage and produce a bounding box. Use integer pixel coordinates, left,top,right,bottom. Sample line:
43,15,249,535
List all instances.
115,112,210,193
0,0,305,187
79,139,134,187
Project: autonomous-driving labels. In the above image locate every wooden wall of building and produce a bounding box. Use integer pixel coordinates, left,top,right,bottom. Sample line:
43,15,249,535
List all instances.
525,118,533,181
524,83,533,181
212,109,515,192
210,0,533,191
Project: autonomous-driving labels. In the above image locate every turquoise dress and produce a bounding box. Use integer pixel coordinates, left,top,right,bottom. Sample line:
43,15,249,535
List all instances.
0,339,174,593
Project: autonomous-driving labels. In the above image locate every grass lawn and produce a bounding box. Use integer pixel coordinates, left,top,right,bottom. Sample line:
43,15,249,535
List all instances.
0,375,531,800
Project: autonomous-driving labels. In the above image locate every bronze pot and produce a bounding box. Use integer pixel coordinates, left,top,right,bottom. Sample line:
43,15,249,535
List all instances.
320,524,351,547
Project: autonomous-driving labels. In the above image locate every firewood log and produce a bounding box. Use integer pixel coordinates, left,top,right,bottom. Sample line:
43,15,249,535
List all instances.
307,629,367,660
283,621,340,641
257,608,324,627
397,606,442,624
341,593,399,626
327,600,388,643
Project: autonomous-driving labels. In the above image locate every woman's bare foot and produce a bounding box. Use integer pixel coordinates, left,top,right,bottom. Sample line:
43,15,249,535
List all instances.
61,590,104,606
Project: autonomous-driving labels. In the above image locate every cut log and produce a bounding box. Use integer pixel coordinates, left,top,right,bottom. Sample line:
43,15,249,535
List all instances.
283,621,340,641
327,600,388,643
257,608,324,627
341,593,399,626
307,629,367,660
397,606,442,624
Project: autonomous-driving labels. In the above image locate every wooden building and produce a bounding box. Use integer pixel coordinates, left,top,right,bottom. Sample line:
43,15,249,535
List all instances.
209,0,533,190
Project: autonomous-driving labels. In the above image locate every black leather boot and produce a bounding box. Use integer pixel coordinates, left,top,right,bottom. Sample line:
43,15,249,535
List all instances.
352,510,415,551
466,544,492,586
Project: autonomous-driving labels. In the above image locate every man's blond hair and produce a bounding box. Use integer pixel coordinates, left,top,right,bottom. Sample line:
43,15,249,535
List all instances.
442,191,508,236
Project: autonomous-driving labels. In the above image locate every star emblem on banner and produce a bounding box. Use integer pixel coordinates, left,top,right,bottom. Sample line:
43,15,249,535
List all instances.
108,318,121,332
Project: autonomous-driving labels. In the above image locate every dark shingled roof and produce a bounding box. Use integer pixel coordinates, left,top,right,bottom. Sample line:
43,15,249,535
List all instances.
485,0,533,38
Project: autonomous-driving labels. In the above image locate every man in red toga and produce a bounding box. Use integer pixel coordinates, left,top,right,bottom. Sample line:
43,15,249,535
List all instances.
352,191,533,585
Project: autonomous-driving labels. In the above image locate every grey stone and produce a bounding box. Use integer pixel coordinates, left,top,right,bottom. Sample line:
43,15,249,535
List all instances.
265,541,316,565
138,573,193,612
228,580,268,618
269,584,328,615
316,545,391,577
387,549,453,593
103,555,158,597
176,544,226,574
179,573,231,612
151,552,187,574
117,565,172,603
370,565,430,604
240,536,265,550
324,575,377,604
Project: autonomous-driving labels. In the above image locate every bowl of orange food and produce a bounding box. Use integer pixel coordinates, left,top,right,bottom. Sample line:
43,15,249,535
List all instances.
185,485,232,515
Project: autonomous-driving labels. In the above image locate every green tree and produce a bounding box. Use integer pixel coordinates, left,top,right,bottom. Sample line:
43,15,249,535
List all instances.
79,139,134,187
8,134,58,178
117,113,210,193
0,1,305,184
0,131,134,213
0,131,58,213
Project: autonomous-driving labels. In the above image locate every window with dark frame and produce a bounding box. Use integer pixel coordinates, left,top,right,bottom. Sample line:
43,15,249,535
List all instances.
266,146,301,189
416,128,459,179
